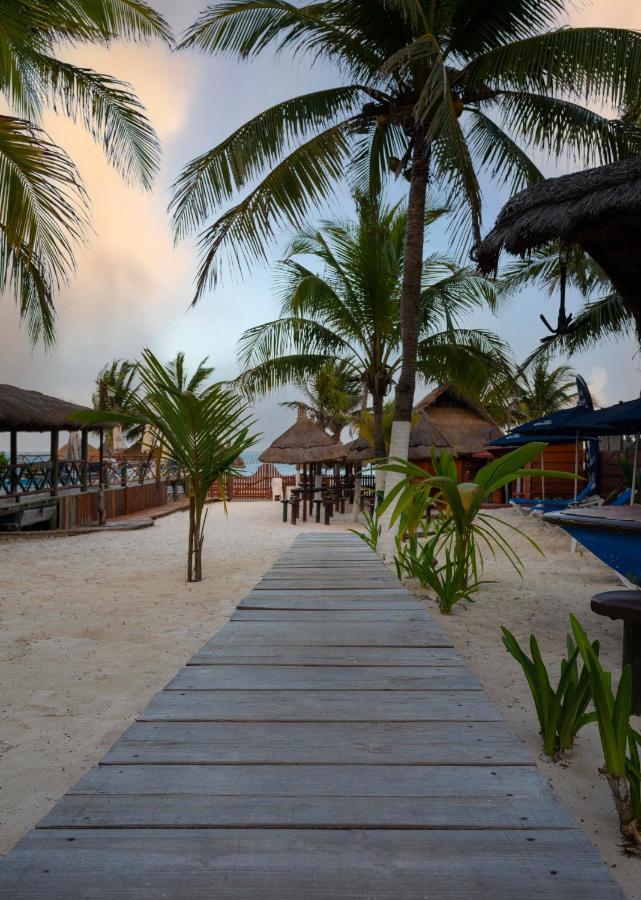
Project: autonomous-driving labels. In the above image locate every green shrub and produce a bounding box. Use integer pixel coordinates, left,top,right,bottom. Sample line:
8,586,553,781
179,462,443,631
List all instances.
502,626,596,758
350,508,380,552
571,615,641,852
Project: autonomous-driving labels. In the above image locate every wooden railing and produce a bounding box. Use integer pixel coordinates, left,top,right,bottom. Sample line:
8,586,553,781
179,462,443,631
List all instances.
0,459,184,499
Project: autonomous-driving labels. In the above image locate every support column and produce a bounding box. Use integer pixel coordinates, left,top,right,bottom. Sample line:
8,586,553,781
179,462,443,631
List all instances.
10,429,18,496
80,429,89,493
50,429,59,497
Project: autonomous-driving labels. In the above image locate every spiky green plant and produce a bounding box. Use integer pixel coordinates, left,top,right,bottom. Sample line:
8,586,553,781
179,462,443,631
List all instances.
80,349,257,582
0,1,172,343
379,442,573,612
502,627,597,758
571,615,641,853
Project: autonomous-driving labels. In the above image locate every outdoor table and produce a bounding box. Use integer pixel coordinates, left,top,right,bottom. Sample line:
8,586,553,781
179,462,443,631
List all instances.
591,590,641,714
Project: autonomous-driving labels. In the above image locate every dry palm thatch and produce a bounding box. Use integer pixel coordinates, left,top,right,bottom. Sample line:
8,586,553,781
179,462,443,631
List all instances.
474,156,641,333
416,385,502,455
408,410,452,461
344,435,376,463
260,408,344,465
0,383,92,432
59,441,100,461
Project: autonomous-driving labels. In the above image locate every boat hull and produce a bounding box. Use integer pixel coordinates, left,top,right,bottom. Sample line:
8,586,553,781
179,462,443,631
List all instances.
543,509,641,584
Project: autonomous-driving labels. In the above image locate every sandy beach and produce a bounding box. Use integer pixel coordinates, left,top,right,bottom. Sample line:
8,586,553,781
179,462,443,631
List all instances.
0,502,638,897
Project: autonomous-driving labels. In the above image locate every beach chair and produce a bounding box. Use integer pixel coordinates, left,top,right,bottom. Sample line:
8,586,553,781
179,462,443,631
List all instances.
271,477,283,501
610,487,632,506
510,480,597,516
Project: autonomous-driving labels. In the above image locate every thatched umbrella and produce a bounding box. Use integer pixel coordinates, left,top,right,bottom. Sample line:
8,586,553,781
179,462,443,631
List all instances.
259,407,345,465
474,155,641,333
0,384,91,432
344,435,376,464
260,408,344,520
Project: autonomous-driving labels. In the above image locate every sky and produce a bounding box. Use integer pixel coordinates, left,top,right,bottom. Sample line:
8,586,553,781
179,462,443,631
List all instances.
1,0,640,452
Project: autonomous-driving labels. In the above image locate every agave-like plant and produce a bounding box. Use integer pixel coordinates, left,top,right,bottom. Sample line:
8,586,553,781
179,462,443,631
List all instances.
378,442,573,612
80,349,258,582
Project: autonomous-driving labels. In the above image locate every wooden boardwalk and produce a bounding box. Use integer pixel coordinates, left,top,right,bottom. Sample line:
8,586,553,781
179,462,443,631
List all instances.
0,534,623,898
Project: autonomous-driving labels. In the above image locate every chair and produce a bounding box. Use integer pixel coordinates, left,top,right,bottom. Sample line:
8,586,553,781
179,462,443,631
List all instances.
511,480,598,516
271,477,283,501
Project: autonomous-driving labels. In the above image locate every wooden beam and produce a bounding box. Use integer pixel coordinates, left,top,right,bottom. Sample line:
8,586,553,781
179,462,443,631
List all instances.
10,429,18,496
80,430,89,493
50,429,59,497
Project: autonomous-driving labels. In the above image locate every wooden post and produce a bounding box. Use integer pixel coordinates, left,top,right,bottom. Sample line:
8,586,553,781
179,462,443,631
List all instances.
80,430,88,493
301,464,307,522
50,429,59,497
98,428,106,525
10,429,18,496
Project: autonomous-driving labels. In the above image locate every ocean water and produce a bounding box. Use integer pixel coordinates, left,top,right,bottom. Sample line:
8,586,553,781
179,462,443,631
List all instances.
241,449,295,476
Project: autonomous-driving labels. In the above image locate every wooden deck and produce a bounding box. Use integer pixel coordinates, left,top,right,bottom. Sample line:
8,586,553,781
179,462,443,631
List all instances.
0,534,623,898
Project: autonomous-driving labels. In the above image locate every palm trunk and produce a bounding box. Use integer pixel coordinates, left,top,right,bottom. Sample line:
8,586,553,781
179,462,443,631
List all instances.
372,390,386,459
187,495,195,582
394,128,430,426
379,130,430,557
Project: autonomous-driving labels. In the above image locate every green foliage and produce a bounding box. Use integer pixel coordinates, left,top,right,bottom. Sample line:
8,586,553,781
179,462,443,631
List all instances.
0,0,171,343
570,616,641,839
280,361,361,440
349,508,381,552
172,0,641,296
379,442,574,612
502,627,597,758
619,453,641,494
397,528,488,614
80,349,258,582
0,451,8,467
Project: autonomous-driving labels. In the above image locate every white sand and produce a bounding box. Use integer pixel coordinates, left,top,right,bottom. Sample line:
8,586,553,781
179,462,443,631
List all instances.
409,508,640,899
0,502,638,896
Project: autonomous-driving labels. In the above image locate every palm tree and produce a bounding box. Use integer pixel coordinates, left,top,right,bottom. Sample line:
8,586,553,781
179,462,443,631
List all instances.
514,358,577,422
280,361,362,441
83,349,257,582
503,243,634,361
171,0,641,466
93,359,141,448
237,192,512,457
0,1,172,344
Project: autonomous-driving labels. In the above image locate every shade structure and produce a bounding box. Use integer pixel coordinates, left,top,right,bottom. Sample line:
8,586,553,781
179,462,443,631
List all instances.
474,154,641,333
408,410,451,460
415,386,503,453
0,384,93,432
569,398,641,435
512,407,610,438
344,436,376,463
489,432,589,448
259,408,345,465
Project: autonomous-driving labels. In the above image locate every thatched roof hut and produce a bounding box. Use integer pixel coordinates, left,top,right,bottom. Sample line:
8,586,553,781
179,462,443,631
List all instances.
260,407,344,465
344,435,376,463
0,384,92,432
59,441,101,461
474,155,641,330
414,386,502,456
408,410,451,460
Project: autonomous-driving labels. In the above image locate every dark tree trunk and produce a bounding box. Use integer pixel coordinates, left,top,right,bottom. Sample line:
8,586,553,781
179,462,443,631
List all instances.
372,390,386,458
394,129,430,423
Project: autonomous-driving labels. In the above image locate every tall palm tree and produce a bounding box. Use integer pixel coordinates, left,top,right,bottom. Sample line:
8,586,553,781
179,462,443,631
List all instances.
0,1,172,344
280,360,362,441
93,358,141,447
171,0,641,465
237,192,513,457
83,349,257,582
514,358,577,422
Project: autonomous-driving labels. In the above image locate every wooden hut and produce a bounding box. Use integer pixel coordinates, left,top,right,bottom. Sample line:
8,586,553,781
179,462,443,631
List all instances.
412,386,502,480
474,155,641,335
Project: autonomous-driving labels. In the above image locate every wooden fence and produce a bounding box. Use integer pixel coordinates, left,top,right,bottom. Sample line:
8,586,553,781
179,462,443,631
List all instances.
208,464,296,502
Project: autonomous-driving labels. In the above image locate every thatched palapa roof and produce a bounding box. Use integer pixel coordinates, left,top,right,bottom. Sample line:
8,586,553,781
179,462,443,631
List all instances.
408,410,451,460
260,407,344,465
344,435,376,463
416,385,502,455
0,384,92,433
59,441,101,461
474,155,641,329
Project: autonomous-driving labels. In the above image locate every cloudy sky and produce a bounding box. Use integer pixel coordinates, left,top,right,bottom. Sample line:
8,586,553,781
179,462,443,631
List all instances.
1,0,640,451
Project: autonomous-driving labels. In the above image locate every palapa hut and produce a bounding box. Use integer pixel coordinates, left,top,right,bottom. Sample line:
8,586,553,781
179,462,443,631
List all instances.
474,155,641,335
344,435,376,464
260,407,344,466
415,386,502,459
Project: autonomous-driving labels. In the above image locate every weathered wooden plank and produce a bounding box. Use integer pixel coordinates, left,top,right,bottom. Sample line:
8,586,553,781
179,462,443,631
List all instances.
139,689,500,722
167,664,478,691
239,597,420,610
210,622,451,647
231,609,431,623
65,763,556,801
189,644,463,666
247,589,411,599
0,829,623,899
103,720,534,765
39,792,575,830
253,582,403,591
261,572,396,580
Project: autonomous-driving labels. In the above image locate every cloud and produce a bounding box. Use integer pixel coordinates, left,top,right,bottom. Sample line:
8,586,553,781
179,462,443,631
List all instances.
588,366,608,407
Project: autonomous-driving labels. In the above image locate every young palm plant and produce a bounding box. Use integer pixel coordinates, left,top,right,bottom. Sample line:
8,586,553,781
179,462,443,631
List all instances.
81,349,257,582
378,442,571,612
171,0,641,467
280,360,362,441
0,1,171,343
236,192,512,458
